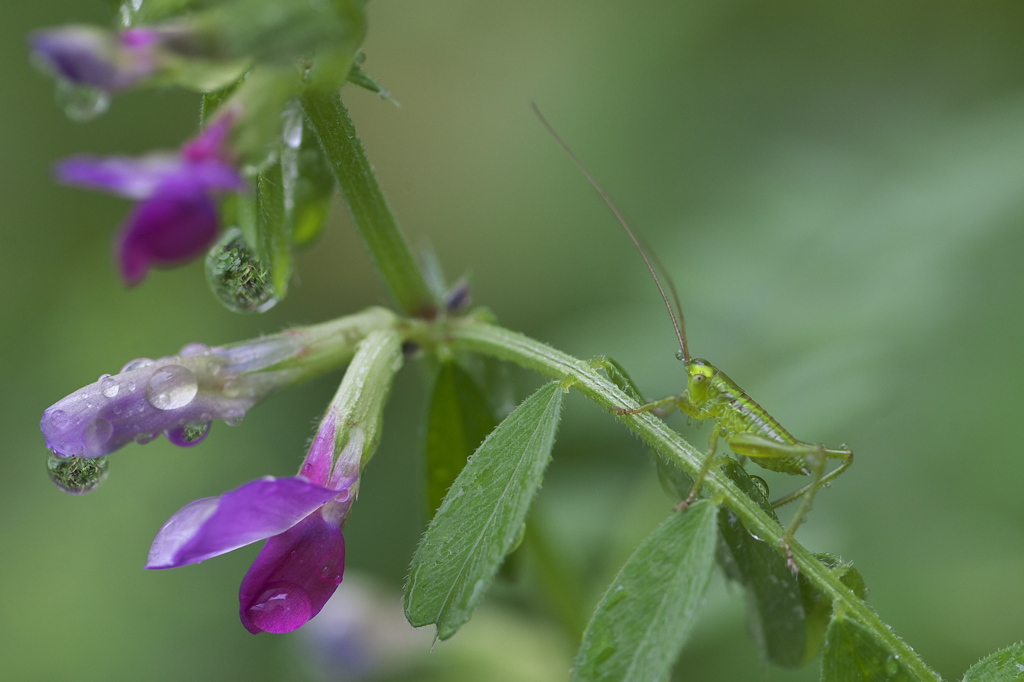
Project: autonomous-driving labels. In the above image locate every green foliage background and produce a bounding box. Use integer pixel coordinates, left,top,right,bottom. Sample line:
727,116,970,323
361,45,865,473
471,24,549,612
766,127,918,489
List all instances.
3,1,1024,680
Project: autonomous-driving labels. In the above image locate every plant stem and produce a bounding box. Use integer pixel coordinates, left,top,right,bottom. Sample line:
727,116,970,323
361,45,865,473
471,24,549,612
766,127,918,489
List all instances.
445,316,944,682
300,89,437,318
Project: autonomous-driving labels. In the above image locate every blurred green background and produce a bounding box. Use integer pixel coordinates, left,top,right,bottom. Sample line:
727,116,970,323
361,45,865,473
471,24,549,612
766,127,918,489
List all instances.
3,1,1024,680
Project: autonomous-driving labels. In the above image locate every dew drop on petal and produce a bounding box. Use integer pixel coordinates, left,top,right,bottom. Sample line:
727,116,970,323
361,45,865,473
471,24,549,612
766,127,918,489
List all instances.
223,409,245,427
145,365,198,410
165,421,211,447
121,357,154,373
135,432,159,445
179,342,211,358
246,585,312,634
84,418,113,452
48,454,109,494
55,79,110,122
48,409,70,429
99,375,120,398
205,227,278,314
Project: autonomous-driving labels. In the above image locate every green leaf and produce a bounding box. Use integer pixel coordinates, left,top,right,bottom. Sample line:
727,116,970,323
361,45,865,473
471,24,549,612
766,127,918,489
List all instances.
404,382,563,639
802,554,869,663
717,459,808,668
821,614,923,682
571,500,718,682
962,642,1024,682
424,362,497,517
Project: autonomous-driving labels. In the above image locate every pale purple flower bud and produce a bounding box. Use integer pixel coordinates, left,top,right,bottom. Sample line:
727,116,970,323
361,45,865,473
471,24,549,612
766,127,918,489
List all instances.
29,26,161,92
55,111,244,285
41,334,306,459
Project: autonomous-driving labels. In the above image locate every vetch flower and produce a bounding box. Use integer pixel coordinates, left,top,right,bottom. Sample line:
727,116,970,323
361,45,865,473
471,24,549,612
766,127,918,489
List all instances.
42,338,289,460
144,329,403,634
29,25,163,93
55,112,245,285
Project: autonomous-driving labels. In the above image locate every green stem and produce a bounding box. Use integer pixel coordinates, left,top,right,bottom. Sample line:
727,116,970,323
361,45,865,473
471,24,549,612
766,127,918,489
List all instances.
444,316,943,682
300,88,437,318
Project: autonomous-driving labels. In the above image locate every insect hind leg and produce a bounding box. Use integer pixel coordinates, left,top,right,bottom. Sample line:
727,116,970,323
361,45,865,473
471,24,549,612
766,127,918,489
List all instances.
728,436,853,571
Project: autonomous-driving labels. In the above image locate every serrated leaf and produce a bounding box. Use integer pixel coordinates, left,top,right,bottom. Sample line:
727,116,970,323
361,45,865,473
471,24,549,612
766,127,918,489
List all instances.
404,382,563,639
717,459,808,668
571,500,718,682
424,362,497,517
962,642,1024,682
821,614,922,682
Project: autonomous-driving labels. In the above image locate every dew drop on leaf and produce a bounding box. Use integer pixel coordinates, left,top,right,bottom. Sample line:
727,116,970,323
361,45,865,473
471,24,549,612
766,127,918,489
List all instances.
48,454,109,494
205,227,278,314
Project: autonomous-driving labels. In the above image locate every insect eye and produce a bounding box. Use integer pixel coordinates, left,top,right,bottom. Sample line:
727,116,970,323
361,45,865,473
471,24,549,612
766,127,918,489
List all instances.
692,374,705,383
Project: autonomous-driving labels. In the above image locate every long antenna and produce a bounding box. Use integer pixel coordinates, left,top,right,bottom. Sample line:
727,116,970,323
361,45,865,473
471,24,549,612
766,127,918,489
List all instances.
531,103,690,363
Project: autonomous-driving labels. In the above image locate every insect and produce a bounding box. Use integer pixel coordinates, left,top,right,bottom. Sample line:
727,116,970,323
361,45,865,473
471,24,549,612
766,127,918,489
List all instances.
533,104,853,568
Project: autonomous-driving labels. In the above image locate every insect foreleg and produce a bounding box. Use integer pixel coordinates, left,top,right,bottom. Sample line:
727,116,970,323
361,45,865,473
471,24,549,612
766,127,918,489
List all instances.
589,356,646,405
612,394,680,417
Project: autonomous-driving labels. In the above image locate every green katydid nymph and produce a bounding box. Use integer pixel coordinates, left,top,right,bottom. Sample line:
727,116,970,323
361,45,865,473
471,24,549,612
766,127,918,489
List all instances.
533,104,852,569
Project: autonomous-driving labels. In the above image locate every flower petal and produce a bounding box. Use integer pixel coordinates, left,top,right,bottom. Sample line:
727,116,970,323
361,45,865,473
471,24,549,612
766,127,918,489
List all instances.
55,155,245,200
55,154,183,199
147,476,339,569
117,187,220,285
238,511,345,634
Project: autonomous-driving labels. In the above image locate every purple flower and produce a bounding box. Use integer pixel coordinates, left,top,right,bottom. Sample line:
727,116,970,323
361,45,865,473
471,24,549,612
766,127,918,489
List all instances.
55,113,245,285
41,333,309,460
147,410,362,634
29,25,162,92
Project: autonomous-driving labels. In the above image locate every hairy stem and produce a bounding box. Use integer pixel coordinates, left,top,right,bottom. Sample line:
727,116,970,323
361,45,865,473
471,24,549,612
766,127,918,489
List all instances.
300,89,437,318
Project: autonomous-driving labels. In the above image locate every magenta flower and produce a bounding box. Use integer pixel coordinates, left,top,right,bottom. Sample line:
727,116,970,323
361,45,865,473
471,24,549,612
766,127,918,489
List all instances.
147,409,362,634
29,26,163,92
55,113,245,285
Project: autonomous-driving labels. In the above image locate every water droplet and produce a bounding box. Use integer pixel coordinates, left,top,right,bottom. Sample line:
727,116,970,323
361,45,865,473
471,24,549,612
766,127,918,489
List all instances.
145,365,198,410
605,585,628,608
205,228,277,314
121,357,154,373
179,342,211,358
134,432,158,445
885,655,901,676
675,349,686,361
99,375,120,398
166,421,211,447
48,409,70,429
281,104,303,149
48,454,109,494
223,409,245,427
749,474,770,500
84,418,113,453
55,79,110,122
222,378,243,398
246,585,312,634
